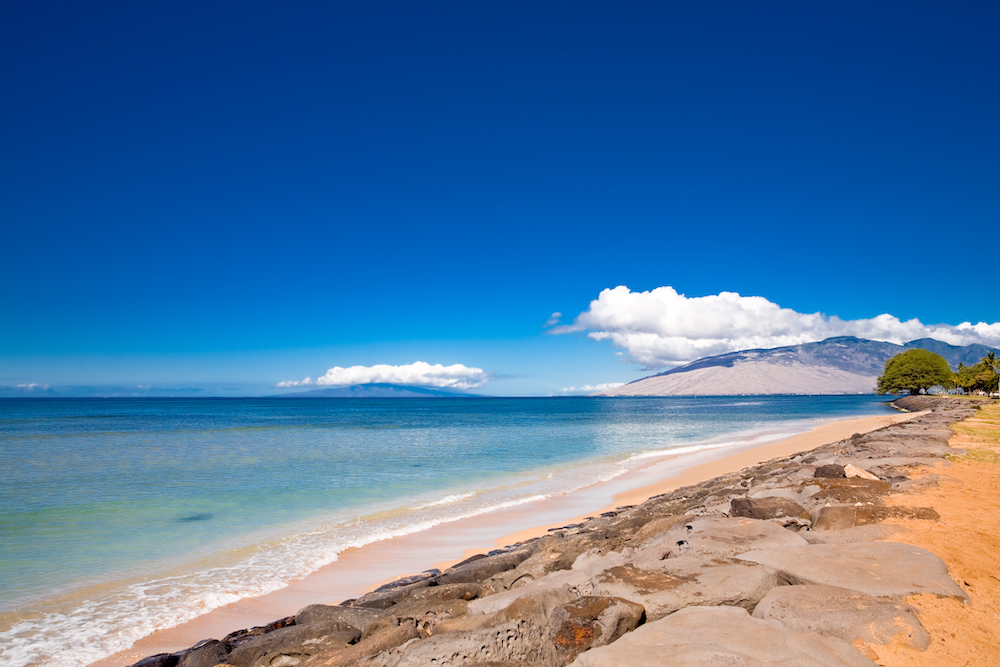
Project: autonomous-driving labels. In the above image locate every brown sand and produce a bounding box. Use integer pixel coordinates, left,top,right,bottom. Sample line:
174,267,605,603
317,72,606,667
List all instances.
90,410,918,667
865,405,1000,667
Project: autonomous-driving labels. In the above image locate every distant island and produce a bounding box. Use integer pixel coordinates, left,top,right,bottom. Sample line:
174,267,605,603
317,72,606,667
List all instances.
598,336,1000,396
272,383,479,398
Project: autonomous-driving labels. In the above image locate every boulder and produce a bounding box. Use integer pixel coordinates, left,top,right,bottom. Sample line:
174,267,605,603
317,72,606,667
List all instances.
227,625,360,667
812,504,939,531
567,605,877,666
406,583,481,602
737,542,969,600
814,464,846,478
481,535,609,594
176,640,228,667
801,525,904,545
638,516,808,561
130,653,183,667
752,584,930,649
299,621,421,667
729,497,812,529
590,555,780,620
436,548,535,586
382,597,470,634
295,605,382,635
547,596,645,662
385,595,643,667
843,464,880,480
344,579,433,610
468,570,591,616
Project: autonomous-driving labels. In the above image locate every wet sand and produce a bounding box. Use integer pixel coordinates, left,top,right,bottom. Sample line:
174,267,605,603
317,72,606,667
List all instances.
92,410,918,667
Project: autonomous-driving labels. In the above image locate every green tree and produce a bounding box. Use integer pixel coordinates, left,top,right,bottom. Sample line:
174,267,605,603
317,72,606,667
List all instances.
981,352,999,395
954,360,993,394
875,349,953,395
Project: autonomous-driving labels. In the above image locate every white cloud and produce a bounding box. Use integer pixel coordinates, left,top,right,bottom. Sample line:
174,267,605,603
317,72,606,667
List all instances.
544,312,562,326
16,382,49,390
278,362,492,390
552,285,1000,369
561,382,626,393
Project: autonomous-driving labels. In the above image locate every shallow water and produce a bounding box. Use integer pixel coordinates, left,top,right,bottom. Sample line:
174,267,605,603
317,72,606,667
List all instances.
0,395,893,666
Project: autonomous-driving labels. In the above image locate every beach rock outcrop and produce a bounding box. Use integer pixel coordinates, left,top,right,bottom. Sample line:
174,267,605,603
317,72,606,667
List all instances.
567,605,878,667
591,556,779,620
227,624,360,667
435,548,535,586
176,639,228,667
295,605,382,634
380,594,645,667
736,541,969,600
638,515,808,560
128,397,983,667
729,496,812,528
752,584,931,649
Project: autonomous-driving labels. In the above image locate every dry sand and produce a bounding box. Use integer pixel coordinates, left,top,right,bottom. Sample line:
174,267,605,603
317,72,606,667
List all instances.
865,406,1000,667
91,410,918,667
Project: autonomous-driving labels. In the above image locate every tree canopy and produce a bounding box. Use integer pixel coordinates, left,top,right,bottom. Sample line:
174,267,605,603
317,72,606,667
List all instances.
953,353,1000,395
875,349,953,395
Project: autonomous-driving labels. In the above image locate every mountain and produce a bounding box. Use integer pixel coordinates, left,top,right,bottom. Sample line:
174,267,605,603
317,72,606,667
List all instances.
902,338,999,367
272,383,479,398
597,336,999,397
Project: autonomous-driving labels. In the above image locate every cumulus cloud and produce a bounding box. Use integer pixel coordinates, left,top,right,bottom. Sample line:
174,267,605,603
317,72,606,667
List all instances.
552,286,1000,369
545,312,563,326
277,362,492,390
561,382,626,393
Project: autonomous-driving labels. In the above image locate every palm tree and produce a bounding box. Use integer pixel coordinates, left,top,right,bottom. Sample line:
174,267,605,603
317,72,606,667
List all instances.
984,352,1000,397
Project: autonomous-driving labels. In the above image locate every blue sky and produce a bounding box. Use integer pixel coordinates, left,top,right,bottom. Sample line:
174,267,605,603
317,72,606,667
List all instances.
2,1,998,396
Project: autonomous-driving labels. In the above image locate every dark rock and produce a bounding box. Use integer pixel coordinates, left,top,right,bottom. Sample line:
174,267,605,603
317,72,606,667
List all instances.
406,582,481,602
176,639,227,667
804,477,892,507
383,597,470,634
548,596,645,662
294,605,382,635
729,496,812,528
130,653,183,667
345,578,432,609
222,616,295,652
227,625,359,667
814,464,846,478
436,547,535,586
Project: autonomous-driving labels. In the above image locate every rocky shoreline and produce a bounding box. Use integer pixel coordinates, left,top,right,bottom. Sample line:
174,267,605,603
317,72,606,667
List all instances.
127,396,981,667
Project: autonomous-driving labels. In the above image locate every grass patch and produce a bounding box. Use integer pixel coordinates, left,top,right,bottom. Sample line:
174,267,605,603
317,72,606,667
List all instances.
949,401,1000,464
955,448,1000,464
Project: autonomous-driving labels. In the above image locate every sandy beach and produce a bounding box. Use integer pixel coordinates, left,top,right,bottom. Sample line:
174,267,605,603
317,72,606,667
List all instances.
92,409,919,667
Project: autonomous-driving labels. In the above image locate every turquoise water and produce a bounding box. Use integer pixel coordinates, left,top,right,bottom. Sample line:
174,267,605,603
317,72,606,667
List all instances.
0,395,893,665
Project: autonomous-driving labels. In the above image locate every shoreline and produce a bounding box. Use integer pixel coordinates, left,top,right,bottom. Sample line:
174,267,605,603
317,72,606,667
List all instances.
91,408,917,667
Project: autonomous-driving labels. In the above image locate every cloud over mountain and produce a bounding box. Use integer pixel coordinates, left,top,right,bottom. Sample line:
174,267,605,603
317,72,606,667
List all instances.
552,286,1000,369
277,362,492,389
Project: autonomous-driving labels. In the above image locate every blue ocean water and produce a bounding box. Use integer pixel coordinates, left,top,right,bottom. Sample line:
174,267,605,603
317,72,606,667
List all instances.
0,395,894,665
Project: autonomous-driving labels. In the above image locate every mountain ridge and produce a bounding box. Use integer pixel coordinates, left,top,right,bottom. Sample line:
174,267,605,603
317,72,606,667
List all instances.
598,337,999,396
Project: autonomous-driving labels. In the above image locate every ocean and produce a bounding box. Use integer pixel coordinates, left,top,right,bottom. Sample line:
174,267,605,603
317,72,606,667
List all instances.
0,395,895,666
